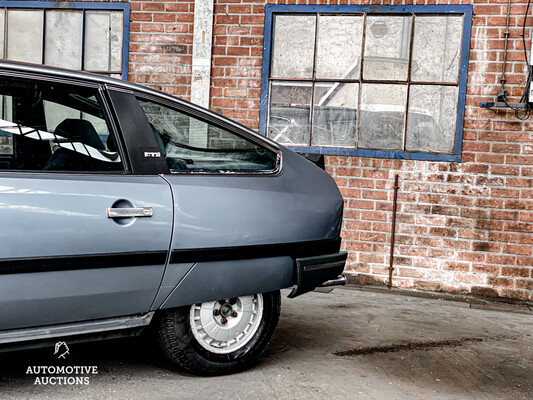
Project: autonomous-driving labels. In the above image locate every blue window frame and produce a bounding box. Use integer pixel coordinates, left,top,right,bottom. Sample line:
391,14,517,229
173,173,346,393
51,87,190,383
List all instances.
259,5,473,162
0,1,130,80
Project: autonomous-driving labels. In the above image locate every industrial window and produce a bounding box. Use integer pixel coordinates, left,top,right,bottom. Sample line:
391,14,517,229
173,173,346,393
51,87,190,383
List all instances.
260,6,473,162
0,1,130,79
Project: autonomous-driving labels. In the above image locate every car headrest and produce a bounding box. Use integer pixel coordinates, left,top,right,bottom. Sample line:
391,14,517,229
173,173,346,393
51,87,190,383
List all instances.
54,119,105,151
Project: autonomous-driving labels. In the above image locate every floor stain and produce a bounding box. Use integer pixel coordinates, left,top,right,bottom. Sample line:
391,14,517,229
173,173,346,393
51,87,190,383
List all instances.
334,334,516,356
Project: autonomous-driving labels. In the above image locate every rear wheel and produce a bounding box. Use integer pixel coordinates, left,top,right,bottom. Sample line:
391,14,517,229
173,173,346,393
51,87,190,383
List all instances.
157,291,281,376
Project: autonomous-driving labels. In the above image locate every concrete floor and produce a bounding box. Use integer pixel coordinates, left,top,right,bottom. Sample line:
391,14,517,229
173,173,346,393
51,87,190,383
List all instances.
1,287,532,400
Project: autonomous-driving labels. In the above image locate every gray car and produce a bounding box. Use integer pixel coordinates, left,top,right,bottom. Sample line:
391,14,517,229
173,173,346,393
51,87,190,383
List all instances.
0,61,346,376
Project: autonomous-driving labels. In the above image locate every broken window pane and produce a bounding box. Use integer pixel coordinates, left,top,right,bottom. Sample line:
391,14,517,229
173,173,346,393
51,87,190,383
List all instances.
411,16,463,83
363,16,412,81
358,84,407,150
45,11,83,70
84,11,112,72
271,15,315,79
7,10,43,64
315,15,363,79
312,82,358,147
268,81,312,145
406,85,458,153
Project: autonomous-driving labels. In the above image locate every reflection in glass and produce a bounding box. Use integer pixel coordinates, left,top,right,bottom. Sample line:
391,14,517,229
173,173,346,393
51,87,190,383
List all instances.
411,16,463,83
271,15,316,79
363,16,412,81
315,16,363,80
358,84,407,150
312,82,358,147
406,85,458,153
268,81,312,145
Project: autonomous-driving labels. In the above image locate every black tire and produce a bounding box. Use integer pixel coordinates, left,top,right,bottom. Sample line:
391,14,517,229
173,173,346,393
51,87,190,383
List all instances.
157,291,281,376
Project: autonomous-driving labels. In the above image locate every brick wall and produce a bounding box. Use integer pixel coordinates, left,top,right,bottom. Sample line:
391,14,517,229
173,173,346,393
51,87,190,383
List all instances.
126,0,533,301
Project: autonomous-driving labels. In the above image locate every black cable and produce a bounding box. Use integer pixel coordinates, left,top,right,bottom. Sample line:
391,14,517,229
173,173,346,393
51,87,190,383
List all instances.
515,0,533,119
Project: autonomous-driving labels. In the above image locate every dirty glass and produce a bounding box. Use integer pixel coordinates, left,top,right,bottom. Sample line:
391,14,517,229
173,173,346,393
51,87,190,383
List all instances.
358,84,407,150
0,10,4,59
85,11,123,73
271,15,316,79
6,10,43,64
315,15,363,80
411,16,463,83
406,85,458,153
45,11,83,70
312,82,358,147
363,16,412,81
138,98,277,172
268,81,312,145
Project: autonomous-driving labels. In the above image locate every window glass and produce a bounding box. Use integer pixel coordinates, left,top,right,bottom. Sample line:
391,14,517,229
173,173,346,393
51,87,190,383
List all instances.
405,85,458,153
271,15,316,79
315,15,363,80
358,84,407,150
45,10,83,70
312,82,358,147
363,16,412,81
267,81,312,145
0,77,122,172
7,10,43,64
411,16,463,83
264,9,467,159
138,98,278,172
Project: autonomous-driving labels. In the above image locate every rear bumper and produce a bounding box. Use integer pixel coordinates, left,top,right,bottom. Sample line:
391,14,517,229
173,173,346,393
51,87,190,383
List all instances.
288,251,347,298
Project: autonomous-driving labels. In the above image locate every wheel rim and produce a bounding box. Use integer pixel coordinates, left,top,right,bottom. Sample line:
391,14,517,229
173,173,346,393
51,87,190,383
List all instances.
189,294,264,354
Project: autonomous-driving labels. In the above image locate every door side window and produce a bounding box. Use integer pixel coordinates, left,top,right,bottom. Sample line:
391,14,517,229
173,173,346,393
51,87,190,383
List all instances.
0,76,123,173
137,97,278,173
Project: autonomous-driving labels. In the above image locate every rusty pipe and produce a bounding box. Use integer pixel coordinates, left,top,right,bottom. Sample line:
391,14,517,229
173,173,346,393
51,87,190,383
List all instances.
388,174,400,289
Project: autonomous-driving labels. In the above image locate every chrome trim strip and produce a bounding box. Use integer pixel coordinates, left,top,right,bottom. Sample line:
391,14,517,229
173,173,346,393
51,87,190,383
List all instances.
0,312,154,344
303,261,346,272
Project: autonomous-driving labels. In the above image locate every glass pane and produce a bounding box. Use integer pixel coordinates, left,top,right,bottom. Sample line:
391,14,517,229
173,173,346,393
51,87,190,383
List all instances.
268,81,312,145
411,16,463,83
110,11,123,72
406,85,458,153
0,9,4,58
363,16,412,81
271,15,315,79
84,11,111,72
312,82,358,147
45,10,83,70
358,84,407,150
315,15,363,79
7,10,44,64
0,77,121,172
138,98,277,172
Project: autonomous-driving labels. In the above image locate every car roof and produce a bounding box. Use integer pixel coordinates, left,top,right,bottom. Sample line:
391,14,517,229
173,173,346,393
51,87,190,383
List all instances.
0,60,279,150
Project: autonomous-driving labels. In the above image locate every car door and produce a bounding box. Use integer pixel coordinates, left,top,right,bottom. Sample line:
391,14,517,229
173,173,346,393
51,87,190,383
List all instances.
0,74,173,331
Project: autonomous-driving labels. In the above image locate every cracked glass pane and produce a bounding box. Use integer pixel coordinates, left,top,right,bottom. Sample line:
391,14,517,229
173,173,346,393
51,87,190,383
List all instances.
358,83,407,150
45,11,83,70
411,16,463,83
363,16,412,81
268,81,312,145
7,10,43,64
315,15,363,79
271,15,316,79
406,85,458,153
312,82,358,147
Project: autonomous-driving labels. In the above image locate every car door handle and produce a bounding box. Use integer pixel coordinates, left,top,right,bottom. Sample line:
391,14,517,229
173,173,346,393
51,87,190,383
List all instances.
106,207,153,218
